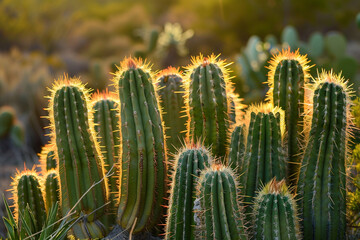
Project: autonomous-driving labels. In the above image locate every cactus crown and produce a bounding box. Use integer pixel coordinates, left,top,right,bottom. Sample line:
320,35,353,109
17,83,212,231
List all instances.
157,66,183,80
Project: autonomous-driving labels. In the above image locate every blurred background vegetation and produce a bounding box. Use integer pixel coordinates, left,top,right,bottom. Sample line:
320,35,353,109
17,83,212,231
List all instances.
0,0,360,236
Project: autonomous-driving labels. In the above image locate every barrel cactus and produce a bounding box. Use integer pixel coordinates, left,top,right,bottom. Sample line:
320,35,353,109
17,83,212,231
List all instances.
156,67,187,155
185,54,240,159
165,143,211,240
196,164,247,240
253,178,300,240
114,57,167,233
48,77,110,239
266,48,311,186
297,71,352,240
91,90,120,211
10,168,47,233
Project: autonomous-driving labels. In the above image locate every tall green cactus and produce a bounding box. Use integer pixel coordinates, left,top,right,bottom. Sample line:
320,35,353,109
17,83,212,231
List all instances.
240,104,286,210
91,90,120,211
228,123,247,176
43,170,61,216
253,178,300,240
297,71,351,240
185,54,235,158
49,78,109,239
165,143,211,240
196,164,247,240
10,168,47,232
114,57,167,233
156,67,187,155
267,48,311,186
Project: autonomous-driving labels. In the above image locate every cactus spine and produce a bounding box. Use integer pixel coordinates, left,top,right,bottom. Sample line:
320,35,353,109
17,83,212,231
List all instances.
49,78,109,239
91,90,120,211
10,168,46,232
241,104,286,210
253,179,300,240
196,165,247,240
115,58,167,233
165,144,211,240
267,49,311,185
157,67,187,155
228,124,247,176
185,54,235,158
297,71,351,240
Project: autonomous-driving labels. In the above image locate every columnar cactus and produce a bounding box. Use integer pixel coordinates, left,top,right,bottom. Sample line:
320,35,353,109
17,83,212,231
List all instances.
114,57,167,233
49,78,109,239
156,67,187,155
297,71,351,240
43,170,61,216
266,48,311,185
253,178,300,240
185,54,238,158
39,143,57,172
196,164,247,240
240,104,286,209
0,106,15,138
165,143,211,240
228,123,247,176
10,168,46,232
91,90,120,211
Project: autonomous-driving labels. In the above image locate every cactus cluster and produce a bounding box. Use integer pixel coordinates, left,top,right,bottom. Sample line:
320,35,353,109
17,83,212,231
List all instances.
4,50,356,240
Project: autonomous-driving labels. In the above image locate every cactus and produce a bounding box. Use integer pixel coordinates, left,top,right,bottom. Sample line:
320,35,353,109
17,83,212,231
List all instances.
281,26,299,50
0,106,15,138
91,90,120,211
48,77,109,239
114,57,167,233
196,164,247,240
297,71,351,240
228,123,247,176
10,121,25,147
43,170,61,216
185,54,235,158
165,143,211,240
266,48,311,186
39,143,57,172
156,67,187,155
228,90,245,125
240,104,286,211
10,168,47,232
253,178,300,240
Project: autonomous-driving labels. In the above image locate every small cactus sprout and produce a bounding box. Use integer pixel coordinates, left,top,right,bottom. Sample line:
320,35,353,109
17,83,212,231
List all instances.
91,89,120,211
240,103,286,214
196,164,247,240
156,67,187,155
165,143,211,240
253,178,300,240
114,57,167,233
266,48,312,186
48,77,109,239
297,71,352,240
228,123,247,176
39,142,57,173
43,170,61,217
184,54,240,159
10,167,46,232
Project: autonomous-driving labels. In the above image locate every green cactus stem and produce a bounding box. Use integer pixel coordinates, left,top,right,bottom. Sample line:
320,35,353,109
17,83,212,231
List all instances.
185,54,236,159
39,143,57,173
156,67,187,155
253,178,300,240
240,103,286,215
115,57,167,233
44,170,61,217
165,143,211,240
0,106,15,138
266,48,311,186
91,90,120,211
49,78,109,239
196,164,247,240
297,71,351,240
10,168,46,232
228,124,247,176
